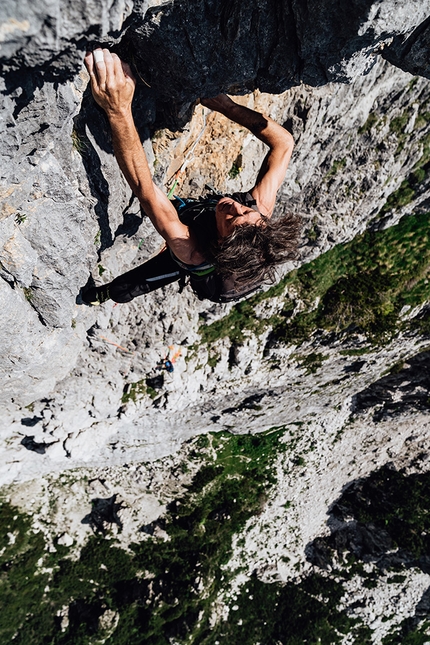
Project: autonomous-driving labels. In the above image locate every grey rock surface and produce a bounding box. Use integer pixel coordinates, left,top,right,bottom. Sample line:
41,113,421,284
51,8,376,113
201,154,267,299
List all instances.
0,0,428,424
127,0,430,126
2,3,430,640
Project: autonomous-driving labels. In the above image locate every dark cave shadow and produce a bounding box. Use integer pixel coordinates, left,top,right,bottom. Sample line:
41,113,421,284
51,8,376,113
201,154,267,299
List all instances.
66,598,104,637
21,416,43,427
20,435,57,454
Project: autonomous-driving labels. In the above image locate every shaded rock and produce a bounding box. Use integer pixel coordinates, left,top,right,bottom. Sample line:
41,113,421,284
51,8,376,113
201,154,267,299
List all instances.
128,0,430,126
82,494,124,533
344,360,366,373
146,373,164,390
307,465,430,576
353,350,430,421
383,15,430,79
20,416,43,426
222,392,267,414
20,435,56,454
68,598,104,637
312,522,394,565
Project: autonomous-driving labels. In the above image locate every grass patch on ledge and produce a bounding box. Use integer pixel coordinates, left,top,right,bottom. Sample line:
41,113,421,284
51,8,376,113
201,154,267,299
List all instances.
358,110,380,135
379,110,430,216
0,429,291,645
199,211,430,347
273,210,430,344
6,443,430,643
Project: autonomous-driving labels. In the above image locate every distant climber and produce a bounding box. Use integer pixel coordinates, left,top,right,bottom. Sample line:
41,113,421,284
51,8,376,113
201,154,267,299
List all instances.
159,359,174,373
157,346,181,373
82,48,300,305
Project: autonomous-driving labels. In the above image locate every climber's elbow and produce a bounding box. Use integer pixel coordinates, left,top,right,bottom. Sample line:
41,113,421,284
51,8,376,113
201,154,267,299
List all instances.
280,128,294,152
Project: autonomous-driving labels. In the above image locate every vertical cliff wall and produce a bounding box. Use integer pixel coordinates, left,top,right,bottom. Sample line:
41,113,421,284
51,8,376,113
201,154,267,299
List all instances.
2,3,430,642
0,0,429,415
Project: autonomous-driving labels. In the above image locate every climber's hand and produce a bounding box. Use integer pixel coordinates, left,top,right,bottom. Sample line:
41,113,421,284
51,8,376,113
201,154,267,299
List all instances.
84,48,136,118
200,94,235,113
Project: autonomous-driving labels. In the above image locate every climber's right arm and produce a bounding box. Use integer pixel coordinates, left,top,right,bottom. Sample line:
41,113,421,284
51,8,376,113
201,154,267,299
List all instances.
84,49,205,266
201,94,294,217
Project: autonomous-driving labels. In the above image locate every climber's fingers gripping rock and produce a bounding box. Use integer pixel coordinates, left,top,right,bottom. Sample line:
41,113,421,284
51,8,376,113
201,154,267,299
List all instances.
200,94,234,112
84,48,136,118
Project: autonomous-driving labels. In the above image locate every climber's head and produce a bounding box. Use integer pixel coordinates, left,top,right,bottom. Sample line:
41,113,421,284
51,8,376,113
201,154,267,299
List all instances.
211,194,301,287
215,195,262,238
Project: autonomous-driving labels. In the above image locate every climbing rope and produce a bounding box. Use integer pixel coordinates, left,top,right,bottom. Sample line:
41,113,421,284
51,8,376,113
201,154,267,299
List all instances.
167,107,207,198
99,335,134,354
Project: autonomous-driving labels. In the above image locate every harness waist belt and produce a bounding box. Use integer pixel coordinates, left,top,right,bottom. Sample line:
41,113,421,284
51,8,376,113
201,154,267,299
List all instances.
169,249,215,277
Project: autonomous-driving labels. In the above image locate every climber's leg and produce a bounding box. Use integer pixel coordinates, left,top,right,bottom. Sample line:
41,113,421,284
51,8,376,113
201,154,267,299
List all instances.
82,247,182,304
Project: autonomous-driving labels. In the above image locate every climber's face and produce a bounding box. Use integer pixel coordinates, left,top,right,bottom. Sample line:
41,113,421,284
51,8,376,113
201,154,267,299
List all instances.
215,197,262,238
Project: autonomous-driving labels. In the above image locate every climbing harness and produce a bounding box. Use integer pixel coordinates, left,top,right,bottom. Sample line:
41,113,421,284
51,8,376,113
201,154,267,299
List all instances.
169,193,265,303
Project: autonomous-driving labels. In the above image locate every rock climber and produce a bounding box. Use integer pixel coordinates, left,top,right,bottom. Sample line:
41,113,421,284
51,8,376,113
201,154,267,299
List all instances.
82,48,300,305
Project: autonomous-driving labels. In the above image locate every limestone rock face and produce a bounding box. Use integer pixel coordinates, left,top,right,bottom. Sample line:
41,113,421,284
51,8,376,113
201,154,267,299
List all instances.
1,0,430,474
3,2,430,641
1,0,429,416
130,0,430,115
0,0,134,72
0,0,430,531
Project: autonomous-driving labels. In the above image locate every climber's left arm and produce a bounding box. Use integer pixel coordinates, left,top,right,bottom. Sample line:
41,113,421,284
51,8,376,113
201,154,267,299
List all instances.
84,49,205,266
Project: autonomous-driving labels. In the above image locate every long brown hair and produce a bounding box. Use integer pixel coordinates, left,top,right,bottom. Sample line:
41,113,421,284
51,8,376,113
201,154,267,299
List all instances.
210,212,302,287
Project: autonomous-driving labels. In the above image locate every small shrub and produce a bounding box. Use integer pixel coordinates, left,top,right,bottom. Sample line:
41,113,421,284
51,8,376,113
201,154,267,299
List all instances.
358,112,379,135
228,154,242,179
15,213,27,225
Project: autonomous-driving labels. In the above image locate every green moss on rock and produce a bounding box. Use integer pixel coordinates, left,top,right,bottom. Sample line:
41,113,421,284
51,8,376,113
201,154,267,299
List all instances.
358,111,380,135
200,210,430,347
0,430,290,644
5,450,430,643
